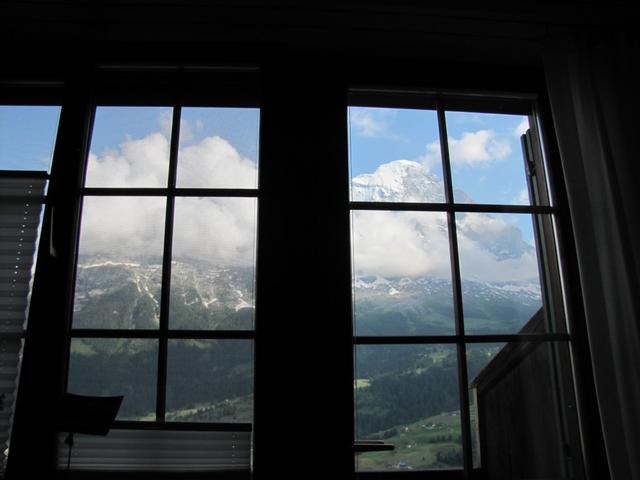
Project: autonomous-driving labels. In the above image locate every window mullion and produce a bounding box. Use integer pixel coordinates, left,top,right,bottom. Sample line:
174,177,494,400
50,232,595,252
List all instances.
438,103,474,476
437,103,454,205
156,105,181,421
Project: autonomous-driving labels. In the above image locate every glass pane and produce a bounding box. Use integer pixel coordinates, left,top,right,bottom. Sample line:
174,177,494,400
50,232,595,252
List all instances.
85,106,172,187
73,197,165,329
456,213,544,334
445,111,531,205
176,107,259,188
348,107,445,203
467,341,577,478
352,211,454,335
0,105,60,171
166,340,253,423
68,338,158,421
169,197,257,330
355,344,462,471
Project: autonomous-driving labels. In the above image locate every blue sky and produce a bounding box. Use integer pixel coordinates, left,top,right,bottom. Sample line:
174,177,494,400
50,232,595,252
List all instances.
0,106,61,171
348,106,535,242
0,105,259,173
90,106,259,162
85,106,260,189
348,106,531,205
179,107,260,161
348,107,443,179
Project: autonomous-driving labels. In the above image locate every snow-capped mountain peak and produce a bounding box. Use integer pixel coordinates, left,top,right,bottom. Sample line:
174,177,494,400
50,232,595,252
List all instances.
351,160,444,203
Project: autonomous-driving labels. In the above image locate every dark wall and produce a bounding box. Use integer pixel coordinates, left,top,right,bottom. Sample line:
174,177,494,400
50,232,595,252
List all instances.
1,1,637,73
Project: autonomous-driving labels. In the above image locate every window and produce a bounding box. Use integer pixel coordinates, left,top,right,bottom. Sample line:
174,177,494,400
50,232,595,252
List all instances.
63,103,259,472
0,104,60,473
348,92,583,478
4,66,599,480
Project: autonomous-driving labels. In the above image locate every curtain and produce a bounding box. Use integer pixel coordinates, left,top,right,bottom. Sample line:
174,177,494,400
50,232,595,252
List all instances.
544,32,640,480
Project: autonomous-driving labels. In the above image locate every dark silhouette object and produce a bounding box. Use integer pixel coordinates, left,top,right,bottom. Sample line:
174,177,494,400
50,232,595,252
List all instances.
56,393,123,472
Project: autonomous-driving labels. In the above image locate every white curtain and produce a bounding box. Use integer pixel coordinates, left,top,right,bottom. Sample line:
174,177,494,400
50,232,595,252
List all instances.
544,32,640,480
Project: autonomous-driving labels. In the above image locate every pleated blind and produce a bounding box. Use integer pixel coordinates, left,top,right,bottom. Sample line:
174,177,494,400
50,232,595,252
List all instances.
56,429,251,472
0,173,47,472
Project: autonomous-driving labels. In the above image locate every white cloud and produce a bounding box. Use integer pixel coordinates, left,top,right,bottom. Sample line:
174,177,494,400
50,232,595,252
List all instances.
514,118,529,137
448,130,511,166
81,130,258,265
159,110,173,137
81,123,537,283
420,141,442,172
80,196,167,258
352,208,539,283
349,107,399,139
514,188,530,205
456,213,538,282
85,133,171,187
172,197,256,266
159,109,197,144
177,136,257,188
420,130,512,170
352,211,451,279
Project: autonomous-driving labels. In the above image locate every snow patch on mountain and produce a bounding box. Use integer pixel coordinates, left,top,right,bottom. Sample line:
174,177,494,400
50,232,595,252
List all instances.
79,260,142,269
352,160,445,203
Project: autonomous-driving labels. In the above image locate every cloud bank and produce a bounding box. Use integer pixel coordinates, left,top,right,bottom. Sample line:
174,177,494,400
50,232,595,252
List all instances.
349,108,399,139
351,160,539,283
422,130,512,170
81,123,538,283
352,208,538,283
80,128,257,266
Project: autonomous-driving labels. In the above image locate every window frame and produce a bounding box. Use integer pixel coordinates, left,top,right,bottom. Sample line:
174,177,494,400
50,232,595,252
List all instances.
3,60,607,480
348,89,585,479
67,102,259,434
10,67,262,477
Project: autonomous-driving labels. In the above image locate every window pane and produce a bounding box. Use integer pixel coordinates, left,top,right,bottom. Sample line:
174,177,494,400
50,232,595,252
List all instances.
354,344,462,471
166,340,253,423
467,341,577,478
352,210,454,335
176,107,259,188
456,213,544,334
68,338,158,421
169,197,257,330
0,105,60,171
73,197,165,329
445,111,531,205
349,107,445,203
85,106,172,187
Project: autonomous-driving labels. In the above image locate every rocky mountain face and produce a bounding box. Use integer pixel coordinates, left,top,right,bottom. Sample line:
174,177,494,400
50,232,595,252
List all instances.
354,274,541,335
68,159,545,425
350,160,542,334
73,257,255,330
352,160,446,203
72,159,542,334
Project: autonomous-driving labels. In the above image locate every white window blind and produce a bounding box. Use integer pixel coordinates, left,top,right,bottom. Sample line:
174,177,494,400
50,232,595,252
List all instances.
56,429,251,472
0,173,47,472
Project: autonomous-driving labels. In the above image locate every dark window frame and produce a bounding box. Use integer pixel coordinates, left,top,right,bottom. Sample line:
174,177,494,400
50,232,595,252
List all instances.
348,90,584,479
2,60,608,480
67,88,261,433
